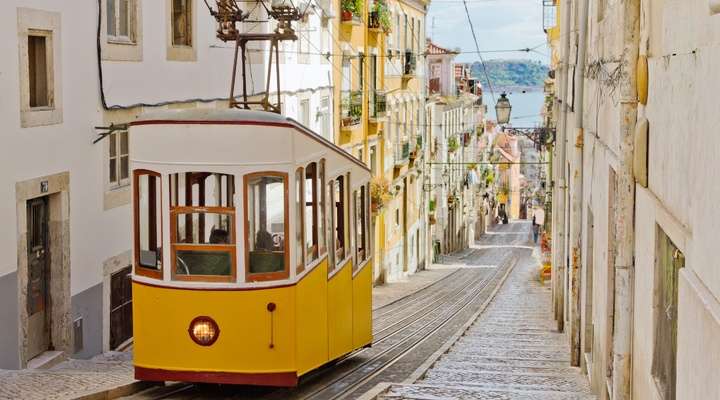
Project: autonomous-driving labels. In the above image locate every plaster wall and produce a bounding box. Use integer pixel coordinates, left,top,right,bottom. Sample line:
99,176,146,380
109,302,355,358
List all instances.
629,1,720,398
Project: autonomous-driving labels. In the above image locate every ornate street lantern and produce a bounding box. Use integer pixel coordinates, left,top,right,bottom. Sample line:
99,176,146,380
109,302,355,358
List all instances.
495,92,512,125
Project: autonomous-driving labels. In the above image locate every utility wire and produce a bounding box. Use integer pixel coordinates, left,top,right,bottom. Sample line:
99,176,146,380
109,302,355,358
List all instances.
461,0,496,104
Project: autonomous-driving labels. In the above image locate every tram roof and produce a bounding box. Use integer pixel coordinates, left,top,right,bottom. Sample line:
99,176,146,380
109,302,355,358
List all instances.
131,109,370,173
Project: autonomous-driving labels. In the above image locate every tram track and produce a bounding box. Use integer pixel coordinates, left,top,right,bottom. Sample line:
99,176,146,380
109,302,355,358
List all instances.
297,255,519,400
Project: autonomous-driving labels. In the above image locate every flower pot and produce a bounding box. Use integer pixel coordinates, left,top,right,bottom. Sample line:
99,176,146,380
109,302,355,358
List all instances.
341,10,353,21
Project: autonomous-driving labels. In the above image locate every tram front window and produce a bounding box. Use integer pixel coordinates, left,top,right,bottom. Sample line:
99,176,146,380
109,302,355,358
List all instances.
134,170,163,278
246,174,288,280
170,172,236,282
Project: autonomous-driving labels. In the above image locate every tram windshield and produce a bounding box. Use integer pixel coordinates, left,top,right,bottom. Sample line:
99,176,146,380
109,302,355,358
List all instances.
170,172,236,281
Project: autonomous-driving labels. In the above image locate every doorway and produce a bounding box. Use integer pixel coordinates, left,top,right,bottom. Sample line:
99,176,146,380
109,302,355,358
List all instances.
109,266,133,349
26,197,51,360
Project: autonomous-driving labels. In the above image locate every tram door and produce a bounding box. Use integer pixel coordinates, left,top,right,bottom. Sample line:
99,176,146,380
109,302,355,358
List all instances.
27,197,51,359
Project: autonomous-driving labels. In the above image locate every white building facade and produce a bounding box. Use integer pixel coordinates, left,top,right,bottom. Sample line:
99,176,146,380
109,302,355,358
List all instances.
1,0,331,369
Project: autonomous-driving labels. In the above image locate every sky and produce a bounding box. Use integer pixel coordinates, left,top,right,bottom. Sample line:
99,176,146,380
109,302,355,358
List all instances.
426,0,550,65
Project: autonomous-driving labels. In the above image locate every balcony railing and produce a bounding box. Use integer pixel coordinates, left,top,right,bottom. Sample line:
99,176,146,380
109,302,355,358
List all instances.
394,140,410,165
403,51,416,76
341,91,362,128
543,0,557,32
371,91,387,119
368,11,381,29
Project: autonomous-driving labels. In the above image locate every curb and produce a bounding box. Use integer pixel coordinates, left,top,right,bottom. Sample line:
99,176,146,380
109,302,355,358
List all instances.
73,380,155,400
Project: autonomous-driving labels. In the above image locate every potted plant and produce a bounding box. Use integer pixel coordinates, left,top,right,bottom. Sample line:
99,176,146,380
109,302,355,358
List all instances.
447,136,459,153
341,0,362,21
370,176,391,214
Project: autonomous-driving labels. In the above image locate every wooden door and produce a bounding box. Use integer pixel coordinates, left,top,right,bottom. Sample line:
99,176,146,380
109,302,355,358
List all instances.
27,197,50,359
110,266,133,349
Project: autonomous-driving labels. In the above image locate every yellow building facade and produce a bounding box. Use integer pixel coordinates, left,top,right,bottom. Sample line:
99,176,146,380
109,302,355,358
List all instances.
331,0,428,283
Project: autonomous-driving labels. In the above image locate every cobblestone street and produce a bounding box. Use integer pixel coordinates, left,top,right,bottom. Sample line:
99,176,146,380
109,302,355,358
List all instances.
375,222,594,399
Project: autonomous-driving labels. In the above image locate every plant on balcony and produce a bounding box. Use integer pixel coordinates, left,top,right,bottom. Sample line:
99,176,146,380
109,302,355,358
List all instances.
341,0,363,21
372,1,391,32
447,136,459,153
370,176,391,213
429,199,436,212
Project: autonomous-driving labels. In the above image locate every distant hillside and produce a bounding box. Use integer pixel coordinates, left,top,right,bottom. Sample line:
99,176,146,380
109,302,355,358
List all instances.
471,60,549,89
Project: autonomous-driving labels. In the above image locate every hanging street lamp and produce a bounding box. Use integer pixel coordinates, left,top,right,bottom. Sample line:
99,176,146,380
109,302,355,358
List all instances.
495,92,512,125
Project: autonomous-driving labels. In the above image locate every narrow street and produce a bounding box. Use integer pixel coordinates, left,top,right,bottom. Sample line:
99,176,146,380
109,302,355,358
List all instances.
124,222,535,400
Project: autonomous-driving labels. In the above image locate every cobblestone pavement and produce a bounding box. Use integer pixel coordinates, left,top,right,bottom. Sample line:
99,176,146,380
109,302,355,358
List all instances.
0,351,136,400
377,222,595,400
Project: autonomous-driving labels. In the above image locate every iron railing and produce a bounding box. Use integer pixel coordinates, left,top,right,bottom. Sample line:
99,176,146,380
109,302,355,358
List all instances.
371,91,387,118
341,90,362,127
404,51,416,76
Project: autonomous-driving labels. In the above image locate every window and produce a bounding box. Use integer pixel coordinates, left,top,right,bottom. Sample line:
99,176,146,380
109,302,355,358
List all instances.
318,160,327,257
354,185,369,266
134,170,162,278
295,168,305,272
305,163,319,263
370,146,377,176
172,0,192,46
326,180,335,268
170,172,236,281
28,34,50,108
342,57,351,92
652,227,685,400
332,175,348,266
359,54,365,91
109,130,129,188
107,0,135,42
245,173,288,281
19,9,61,128
320,97,331,140
300,99,310,127
297,19,310,64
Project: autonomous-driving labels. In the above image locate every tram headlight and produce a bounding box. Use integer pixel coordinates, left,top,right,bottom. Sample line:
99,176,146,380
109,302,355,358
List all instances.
188,316,220,346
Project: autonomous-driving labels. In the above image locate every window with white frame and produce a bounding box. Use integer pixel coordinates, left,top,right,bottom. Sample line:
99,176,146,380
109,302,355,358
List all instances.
109,130,130,188
19,8,62,128
107,0,136,43
299,99,310,127
297,18,311,64
320,96,331,140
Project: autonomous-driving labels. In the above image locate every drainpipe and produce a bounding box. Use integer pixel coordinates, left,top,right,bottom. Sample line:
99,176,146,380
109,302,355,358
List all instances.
568,0,589,367
612,0,640,398
553,0,572,331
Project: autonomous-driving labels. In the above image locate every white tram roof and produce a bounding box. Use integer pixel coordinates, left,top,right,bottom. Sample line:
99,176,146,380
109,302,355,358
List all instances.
130,109,370,177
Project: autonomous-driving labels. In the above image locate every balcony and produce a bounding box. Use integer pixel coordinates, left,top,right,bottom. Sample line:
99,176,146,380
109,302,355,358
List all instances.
341,91,362,129
403,51,417,77
394,140,410,166
543,0,557,33
370,91,387,120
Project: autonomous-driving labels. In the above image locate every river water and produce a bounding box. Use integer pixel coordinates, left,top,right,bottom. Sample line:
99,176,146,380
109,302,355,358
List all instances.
484,89,545,127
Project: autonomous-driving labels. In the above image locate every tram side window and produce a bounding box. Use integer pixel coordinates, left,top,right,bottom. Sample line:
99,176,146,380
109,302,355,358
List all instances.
246,174,288,280
318,160,327,257
355,185,368,266
333,175,348,265
134,170,162,277
295,168,305,273
170,172,236,281
326,180,335,270
305,162,318,263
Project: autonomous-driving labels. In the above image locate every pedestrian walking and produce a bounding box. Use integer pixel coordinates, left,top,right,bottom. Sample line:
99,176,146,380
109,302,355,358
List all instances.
532,215,540,243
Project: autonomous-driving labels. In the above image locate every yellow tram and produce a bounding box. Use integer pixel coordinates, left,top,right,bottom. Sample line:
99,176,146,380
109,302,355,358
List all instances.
129,109,373,386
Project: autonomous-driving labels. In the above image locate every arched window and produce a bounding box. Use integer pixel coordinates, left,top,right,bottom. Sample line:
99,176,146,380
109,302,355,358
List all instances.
318,160,327,257
332,174,349,267
134,169,162,279
169,172,236,282
295,168,305,273
305,162,319,263
245,172,289,281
